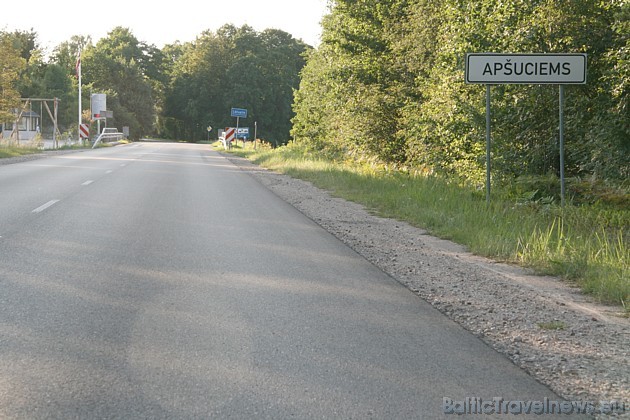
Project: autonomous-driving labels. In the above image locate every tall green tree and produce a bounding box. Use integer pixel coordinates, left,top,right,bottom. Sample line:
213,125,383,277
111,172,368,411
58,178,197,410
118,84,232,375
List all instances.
293,0,628,184
163,25,307,143
293,0,410,163
0,36,25,124
82,27,161,139
0,30,46,99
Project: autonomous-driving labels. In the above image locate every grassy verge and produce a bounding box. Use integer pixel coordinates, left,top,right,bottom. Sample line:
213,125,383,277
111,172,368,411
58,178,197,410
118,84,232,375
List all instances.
0,146,42,159
223,142,629,311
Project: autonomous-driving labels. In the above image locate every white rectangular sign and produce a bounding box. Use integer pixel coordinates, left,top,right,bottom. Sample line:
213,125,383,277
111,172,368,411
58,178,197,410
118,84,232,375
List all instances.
466,53,587,84
90,93,107,118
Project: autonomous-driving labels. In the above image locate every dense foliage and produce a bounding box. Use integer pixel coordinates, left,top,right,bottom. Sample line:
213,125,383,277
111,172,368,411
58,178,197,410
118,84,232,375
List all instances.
163,25,308,143
292,0,629,185
0,25,307,143
0,34,25,123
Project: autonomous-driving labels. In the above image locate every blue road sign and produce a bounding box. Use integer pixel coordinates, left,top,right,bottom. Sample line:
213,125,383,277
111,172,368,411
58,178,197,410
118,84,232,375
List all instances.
231,108,248,118
236,127,249,139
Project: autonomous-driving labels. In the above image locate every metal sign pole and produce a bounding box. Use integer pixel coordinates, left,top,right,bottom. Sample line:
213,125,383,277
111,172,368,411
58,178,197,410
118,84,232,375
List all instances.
559,85,566,208
53,98,58,149
236,116,240,147
78,49,82,144
486,84,492,204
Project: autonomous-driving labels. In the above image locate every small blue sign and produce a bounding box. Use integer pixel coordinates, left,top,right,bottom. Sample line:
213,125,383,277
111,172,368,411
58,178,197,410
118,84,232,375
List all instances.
231,108,248,118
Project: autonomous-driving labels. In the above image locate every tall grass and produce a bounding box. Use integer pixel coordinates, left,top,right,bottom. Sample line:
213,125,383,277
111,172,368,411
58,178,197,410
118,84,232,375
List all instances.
229,143,629,310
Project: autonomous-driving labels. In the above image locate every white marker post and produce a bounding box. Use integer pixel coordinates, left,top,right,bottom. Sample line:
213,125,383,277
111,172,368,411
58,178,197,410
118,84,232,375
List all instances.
465,53,587,206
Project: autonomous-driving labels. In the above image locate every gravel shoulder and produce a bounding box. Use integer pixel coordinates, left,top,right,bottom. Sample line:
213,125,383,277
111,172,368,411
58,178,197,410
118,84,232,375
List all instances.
225,153,629,418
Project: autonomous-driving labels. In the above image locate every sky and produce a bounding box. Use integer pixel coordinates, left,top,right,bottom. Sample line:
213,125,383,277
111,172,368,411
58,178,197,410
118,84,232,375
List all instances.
1,0,329,54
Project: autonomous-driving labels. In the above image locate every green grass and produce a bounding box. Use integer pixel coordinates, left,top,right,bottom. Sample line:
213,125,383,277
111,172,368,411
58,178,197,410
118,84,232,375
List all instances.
224,142,629,311
0,145,41,158
537,321,567,330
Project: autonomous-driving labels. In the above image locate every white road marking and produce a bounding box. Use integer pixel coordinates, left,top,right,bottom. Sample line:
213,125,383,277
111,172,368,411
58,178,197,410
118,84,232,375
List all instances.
32,200,60,213
106,170,113,174
82,180,94,186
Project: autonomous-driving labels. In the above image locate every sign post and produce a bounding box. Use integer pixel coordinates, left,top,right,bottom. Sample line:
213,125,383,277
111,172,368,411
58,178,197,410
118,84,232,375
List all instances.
486,85,491,204
224,127,236,150
231,108,247,147
465,53,587,206
254,121,258,150
559,85,566,207
91,93,107,140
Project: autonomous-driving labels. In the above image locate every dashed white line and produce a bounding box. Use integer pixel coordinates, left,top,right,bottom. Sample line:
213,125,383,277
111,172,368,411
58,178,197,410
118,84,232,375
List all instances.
82,180,94,186
32,200,60,213
105,170,113,174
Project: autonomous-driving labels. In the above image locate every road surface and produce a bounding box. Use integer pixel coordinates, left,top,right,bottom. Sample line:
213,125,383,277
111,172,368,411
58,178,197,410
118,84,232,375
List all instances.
0,143,587,418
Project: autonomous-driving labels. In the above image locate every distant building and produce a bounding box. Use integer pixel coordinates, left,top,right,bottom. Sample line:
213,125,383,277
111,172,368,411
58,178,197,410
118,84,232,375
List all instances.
1,110,40,141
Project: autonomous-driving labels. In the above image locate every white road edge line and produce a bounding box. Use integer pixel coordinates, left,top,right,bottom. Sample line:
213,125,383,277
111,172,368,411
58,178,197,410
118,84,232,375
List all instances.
32,200,60,213
82,180,94,186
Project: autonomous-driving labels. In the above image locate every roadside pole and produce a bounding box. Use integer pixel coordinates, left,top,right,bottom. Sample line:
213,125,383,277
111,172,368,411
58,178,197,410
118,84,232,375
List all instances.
231,108,247,148
486,85,491,204
77,49,82,145
559,85,566,208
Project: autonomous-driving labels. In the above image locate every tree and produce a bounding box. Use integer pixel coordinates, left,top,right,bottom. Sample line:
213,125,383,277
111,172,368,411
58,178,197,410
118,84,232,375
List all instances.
0,36,25,123
163,25,307,143
293,0,628,184
292,0,410,163
0,29,46,99
82,27,159,138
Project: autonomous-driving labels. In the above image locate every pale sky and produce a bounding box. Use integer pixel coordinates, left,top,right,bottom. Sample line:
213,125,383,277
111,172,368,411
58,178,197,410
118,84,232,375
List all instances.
1,0,329,54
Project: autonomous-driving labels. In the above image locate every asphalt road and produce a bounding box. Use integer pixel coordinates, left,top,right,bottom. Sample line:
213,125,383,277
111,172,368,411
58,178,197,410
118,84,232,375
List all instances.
0,143,587,418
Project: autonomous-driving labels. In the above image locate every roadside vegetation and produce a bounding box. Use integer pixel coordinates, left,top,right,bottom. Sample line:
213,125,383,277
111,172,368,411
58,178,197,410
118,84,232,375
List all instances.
226,142,628,312
0,145,41,158
0,25,307,144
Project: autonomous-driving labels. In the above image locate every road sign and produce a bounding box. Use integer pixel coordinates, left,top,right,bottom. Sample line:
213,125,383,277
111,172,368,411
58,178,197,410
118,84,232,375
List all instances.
231,108,248,118
79,124,89,138
466,53,587,85
236,127,249,139
91,93,107,119
466,53,587,207
225,127,236,143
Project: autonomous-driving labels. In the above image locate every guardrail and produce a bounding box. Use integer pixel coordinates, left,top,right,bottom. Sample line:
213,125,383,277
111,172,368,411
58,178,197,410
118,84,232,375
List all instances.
92,129,125,149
